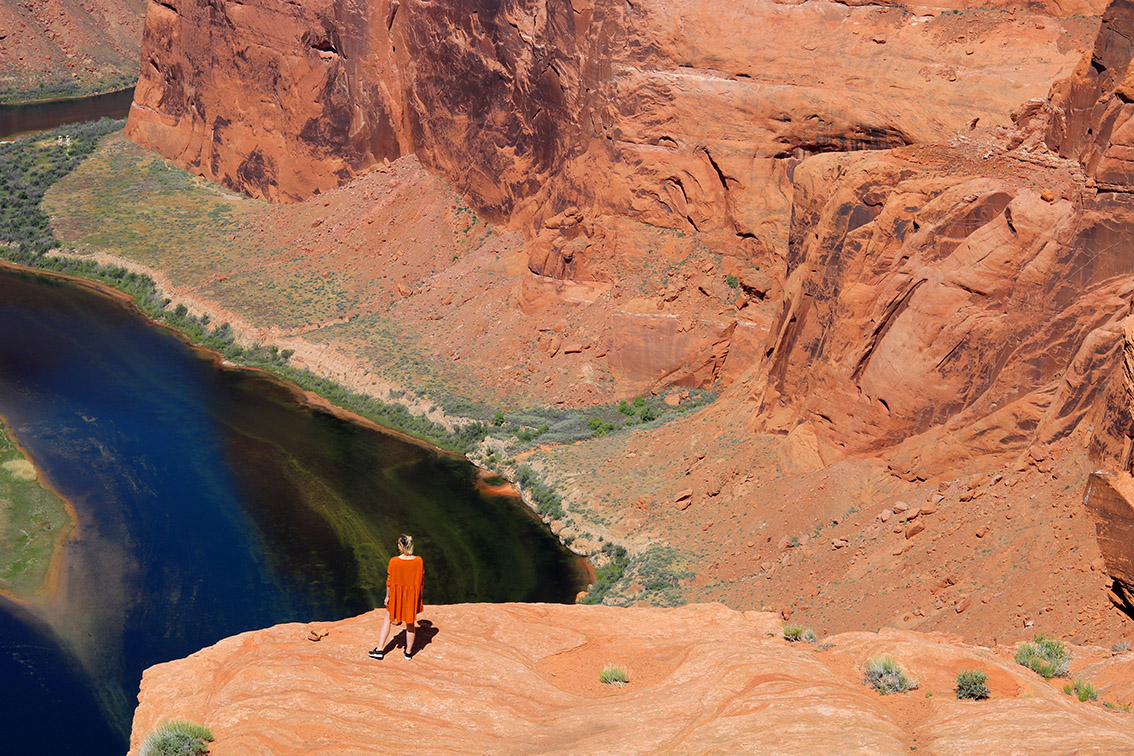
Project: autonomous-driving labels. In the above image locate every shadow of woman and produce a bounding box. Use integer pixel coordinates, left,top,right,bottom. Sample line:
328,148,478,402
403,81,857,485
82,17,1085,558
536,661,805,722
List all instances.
386,619,440,657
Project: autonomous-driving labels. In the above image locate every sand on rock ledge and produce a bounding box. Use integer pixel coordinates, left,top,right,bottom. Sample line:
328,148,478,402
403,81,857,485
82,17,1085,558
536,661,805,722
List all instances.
127,603,1134,755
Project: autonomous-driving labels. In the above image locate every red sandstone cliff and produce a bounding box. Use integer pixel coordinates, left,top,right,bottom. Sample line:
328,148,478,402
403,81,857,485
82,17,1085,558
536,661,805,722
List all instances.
124,0,1110,417
127,603,1134,756
127,0,1095,253
119,0,1134,630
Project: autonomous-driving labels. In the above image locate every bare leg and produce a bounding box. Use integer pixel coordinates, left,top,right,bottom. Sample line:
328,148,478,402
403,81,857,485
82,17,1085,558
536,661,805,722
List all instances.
377,613,392,652
405,622,416,656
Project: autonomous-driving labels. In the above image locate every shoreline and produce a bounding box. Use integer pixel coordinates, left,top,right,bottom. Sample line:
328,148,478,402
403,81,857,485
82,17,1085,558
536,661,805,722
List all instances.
0,409,79,607
0,84,137,109
1,257,598,593
47,250,466,432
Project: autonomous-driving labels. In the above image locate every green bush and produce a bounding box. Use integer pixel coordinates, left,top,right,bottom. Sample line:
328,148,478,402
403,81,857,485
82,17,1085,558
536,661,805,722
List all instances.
1064,678,1098,702
587,416,615,437
580,542,629,605
1015,635,1071,679
139,720,214,756
617,400,634,416
955,669,990,700
513,464,565,519
725,274,739,288
863,656,918,695
783,624,818,644
599,664,630,687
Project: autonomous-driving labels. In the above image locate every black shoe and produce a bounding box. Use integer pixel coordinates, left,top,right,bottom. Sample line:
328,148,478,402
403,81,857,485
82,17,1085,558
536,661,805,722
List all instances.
368,648,384,660
404,651,412,660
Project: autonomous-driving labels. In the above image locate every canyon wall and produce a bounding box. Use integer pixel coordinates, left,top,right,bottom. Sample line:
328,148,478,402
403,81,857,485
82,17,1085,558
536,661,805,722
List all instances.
125,0,1114,426
126,0,1134,479
127,0,1096,257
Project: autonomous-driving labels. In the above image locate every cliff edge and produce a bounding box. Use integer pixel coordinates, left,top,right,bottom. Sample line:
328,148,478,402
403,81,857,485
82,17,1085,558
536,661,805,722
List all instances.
128,603,1134,755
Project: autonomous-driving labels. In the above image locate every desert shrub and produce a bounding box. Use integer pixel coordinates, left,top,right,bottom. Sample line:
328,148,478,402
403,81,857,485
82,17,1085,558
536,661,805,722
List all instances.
1112,641,1130,655
863,656,918,695
599,664,630,687
580,542,629,605
587,416,615,437
632,546,694,606
783,624,818,644
0,118,122,254
955,669,990,700
1015,635,1071,679
139,720,214,756
1064,678,1098,702
725,274,739,288
512,464,565,519
617,400,634,416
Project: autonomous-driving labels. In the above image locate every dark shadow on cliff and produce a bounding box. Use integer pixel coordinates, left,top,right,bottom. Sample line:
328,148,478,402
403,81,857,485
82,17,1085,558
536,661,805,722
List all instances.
381,619,439,657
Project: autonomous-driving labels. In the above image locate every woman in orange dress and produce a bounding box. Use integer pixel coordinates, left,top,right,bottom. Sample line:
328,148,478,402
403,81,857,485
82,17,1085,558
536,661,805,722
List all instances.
370,533,424,660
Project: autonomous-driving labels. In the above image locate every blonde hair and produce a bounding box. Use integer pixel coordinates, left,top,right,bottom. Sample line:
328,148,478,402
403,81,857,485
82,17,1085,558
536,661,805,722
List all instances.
397,533,414,555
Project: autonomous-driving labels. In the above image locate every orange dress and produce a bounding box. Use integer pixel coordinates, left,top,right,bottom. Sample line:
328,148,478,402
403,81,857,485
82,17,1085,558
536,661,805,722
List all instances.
386,555,424,624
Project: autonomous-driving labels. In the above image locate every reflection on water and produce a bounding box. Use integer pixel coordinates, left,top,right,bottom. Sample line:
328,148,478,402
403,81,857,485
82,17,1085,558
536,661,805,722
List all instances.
0,267,584,755
0,88,135,141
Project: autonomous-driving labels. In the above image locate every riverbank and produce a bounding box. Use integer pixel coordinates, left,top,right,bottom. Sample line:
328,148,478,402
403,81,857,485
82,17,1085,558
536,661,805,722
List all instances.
0,84,136,108
2,254,604,589
0,87,136,141
0,412,76,604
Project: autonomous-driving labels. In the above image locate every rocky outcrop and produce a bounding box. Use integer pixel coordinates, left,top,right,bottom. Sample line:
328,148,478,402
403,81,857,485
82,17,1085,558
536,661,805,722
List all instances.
128,603,1134,756
1084,472,1134,615
0,0,145,99
744,0,1134,479
751,139,1134,476
1046,0,1134,190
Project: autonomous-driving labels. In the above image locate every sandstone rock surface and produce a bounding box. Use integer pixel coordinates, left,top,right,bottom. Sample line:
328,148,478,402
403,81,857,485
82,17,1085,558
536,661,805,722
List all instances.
127,0,1092,248
127,603,1134,756
0,0,145,99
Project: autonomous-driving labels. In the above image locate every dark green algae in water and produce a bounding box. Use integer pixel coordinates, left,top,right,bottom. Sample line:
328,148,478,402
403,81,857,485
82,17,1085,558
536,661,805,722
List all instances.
0,265,585,755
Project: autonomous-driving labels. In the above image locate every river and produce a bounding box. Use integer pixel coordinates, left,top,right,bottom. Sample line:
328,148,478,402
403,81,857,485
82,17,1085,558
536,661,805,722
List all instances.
0,88,135,141
0,266,585,755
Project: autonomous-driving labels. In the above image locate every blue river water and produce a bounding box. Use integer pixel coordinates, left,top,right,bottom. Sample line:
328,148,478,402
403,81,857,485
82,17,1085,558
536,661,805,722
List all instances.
0,266,584,755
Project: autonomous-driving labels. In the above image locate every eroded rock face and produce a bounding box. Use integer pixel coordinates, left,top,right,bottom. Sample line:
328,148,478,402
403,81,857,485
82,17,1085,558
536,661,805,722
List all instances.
127,603,1134,756
1084,472,1134,614
752,138,1134,477
1047,0,1134,189
125,0,1102,400
127,0,1093,245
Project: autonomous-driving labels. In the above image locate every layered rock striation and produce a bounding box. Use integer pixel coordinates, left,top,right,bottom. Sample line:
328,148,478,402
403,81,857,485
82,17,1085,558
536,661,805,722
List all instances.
127,0,1093,246
124,0,1107,408
127,603,1134,756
